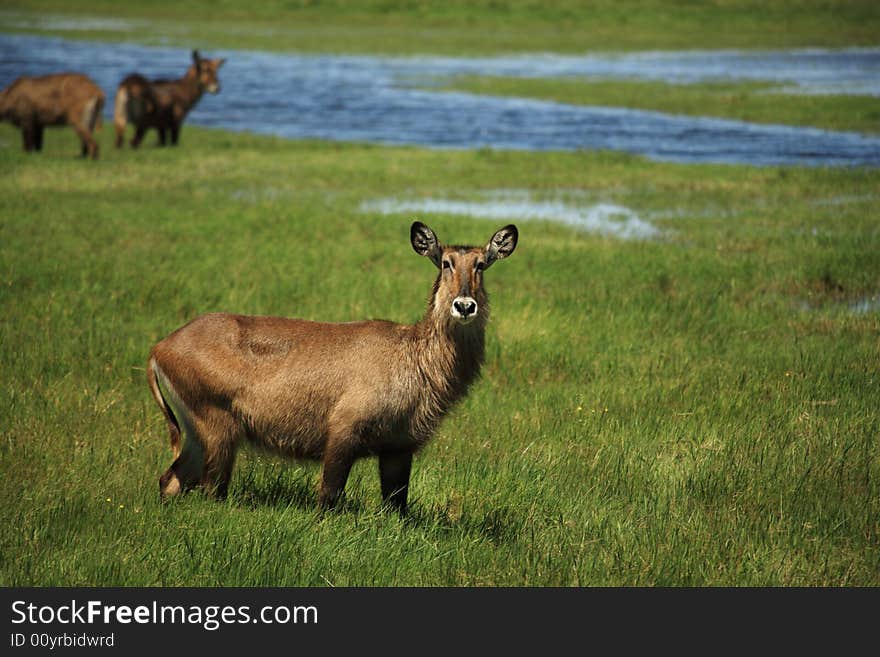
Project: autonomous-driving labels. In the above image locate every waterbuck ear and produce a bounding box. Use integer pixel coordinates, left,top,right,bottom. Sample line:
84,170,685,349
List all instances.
411,221,442,268
485,224,518,267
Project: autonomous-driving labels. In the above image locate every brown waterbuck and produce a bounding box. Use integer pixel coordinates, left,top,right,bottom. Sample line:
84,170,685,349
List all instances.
147,221,518,513
114,50,224,148
0,72,105,159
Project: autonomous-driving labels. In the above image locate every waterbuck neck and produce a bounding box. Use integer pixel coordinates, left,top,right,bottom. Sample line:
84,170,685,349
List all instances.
413,274,489,403
179,67,205,108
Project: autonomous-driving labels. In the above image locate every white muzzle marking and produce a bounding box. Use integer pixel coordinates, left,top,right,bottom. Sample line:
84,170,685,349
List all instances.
451,296,478,324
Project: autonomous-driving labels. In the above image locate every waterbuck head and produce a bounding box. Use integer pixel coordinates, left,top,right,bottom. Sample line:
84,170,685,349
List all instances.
411,221,518,327
191,50,225,94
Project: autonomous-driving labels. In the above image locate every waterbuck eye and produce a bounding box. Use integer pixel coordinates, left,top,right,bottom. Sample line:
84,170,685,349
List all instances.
442,260,451,269
475,262,485,272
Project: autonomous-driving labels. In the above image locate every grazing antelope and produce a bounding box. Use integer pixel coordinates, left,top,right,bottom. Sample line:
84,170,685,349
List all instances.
114,49,224,148
0,72,104,159
148,221,518,513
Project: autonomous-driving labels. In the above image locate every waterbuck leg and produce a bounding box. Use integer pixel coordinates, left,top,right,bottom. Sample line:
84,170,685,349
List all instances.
34,125,44,151
131,125,146,148
179,406,238,500
170,122,181,145
202,439,238,501
21,123,35,152
153,363,207,500
159,443,204,499
71,121,98,159
379,451,413,514
157,127,167,146
319,438,355,510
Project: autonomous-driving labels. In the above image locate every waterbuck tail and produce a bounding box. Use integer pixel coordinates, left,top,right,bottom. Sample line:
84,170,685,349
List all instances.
88,95,105,131
113,86,128,147
147,357,182,455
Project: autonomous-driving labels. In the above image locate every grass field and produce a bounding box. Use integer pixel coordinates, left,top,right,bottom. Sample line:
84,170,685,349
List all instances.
2,1,879,586
1,0,879,54
436,77,880,135
1,124,878,585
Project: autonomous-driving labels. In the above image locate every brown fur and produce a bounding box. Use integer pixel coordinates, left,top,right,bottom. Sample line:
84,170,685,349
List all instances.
0,72,105,159
114,50,225,148
147,222,518,513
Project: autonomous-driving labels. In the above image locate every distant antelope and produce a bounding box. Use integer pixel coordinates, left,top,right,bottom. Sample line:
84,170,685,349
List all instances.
0,72,104,159
148,221,518,512
114,49,224,148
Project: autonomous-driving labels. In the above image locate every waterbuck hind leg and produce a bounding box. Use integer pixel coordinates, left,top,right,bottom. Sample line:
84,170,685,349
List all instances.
158,409,239,501
158,423,205,499
151,358,236,500
131,125,146,148
202,436,238,501
159,451,203,499
379,451,413,514
71,121,98,159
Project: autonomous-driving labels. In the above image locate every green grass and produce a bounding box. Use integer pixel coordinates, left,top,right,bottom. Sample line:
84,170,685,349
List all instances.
437,76,880,135
1,0,879,54
1,124,878,585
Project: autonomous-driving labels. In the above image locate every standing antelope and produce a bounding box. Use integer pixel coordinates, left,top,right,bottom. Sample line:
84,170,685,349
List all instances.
114,49,224,148
0,72,104,159
148,221,518,512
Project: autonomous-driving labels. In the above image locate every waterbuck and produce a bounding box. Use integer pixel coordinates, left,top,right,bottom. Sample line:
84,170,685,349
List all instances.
114,50,224,148
148,221,518,512
0,72,105,159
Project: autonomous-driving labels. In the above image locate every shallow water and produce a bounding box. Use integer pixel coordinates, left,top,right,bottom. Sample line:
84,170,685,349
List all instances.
2,33,879,167
849,295,880,314
362,195,661,241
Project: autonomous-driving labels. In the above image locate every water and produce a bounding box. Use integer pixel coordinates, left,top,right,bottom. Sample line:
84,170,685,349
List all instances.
2,33,879,167
849,295,880,314
362,195,661,241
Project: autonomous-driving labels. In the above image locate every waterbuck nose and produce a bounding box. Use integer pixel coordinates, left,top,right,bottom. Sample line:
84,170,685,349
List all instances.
453,297,477,318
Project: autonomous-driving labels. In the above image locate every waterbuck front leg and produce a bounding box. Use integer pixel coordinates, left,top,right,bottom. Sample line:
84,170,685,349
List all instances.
171,105,185,146
379,450,413,514
319,434,356,510
157,127,167,146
